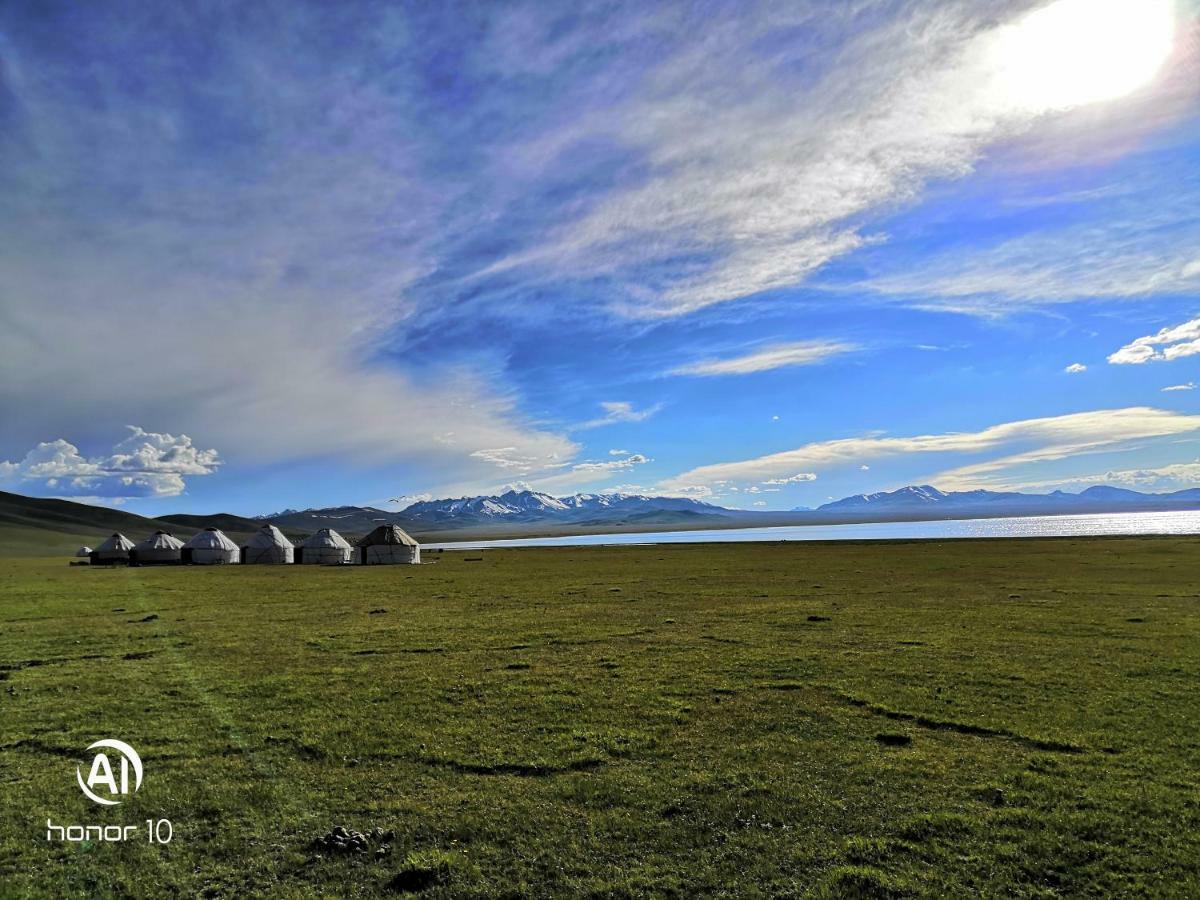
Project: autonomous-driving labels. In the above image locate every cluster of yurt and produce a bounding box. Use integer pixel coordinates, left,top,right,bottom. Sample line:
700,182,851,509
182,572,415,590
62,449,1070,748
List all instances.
82,524,419,567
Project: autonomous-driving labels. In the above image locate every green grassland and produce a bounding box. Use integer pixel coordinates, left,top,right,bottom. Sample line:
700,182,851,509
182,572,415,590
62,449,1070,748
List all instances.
1,537,1199,897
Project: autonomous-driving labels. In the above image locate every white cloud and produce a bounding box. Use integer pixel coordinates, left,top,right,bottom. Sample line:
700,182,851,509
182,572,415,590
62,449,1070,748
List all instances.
860,464,870,471
752,501,768,507
608,449,630,456
661,407,1200,492
389,493,432,508
1108,318,1200,365
762,473,818,485
491,0,1190,316
869,219,1200,311
0,5,578,495
0,427,221,498
576,401,663,430
669,340,857,377
1006,460,1200,493
570,453,651,473
1162,382,1197,392
1064,363,1087,374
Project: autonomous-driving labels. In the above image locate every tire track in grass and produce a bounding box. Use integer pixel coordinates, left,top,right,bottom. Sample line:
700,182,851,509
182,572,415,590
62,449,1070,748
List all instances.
120,566,319,891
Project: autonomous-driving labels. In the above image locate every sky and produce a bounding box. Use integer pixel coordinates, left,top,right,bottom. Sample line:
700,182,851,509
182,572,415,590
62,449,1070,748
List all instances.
2,0,1200,516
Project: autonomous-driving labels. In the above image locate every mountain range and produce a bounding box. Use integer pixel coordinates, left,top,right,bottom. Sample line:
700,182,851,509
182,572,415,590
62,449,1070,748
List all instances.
810,484,1200,517
6,482,1200,554
263,490,730,533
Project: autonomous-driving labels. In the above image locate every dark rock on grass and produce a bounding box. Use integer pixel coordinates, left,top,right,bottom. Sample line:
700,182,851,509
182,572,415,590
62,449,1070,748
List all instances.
1126,617,1145,623
369,608,388,615
129,614,159,623
807,615,831,622
313,824,394,857
874,732,912,747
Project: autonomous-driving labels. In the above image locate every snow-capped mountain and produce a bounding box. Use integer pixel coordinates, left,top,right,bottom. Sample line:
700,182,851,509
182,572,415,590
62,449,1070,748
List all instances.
255,484,1200,538
818,485,949,510
399,490,725,526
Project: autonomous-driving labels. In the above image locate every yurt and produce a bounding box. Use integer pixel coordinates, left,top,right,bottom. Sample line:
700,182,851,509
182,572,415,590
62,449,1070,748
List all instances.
182,527,240,565
131,531,184,566
358,525,420,565
241,524,294,565
91,532,135,565
75,546,92,558
297,528,354,565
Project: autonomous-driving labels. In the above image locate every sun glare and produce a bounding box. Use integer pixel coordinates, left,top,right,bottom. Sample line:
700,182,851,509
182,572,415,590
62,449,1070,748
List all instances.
988,0,1177,112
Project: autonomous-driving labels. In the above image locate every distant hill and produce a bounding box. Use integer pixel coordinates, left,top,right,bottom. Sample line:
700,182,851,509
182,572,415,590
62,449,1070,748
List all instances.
158,512,262,533
0,489,179,538
0,490,261,556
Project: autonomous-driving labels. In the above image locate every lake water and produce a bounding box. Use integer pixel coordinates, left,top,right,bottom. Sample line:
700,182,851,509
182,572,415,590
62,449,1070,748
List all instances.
427,510,1200,550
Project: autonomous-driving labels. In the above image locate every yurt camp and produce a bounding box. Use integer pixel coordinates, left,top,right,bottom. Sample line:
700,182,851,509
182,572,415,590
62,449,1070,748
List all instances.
241,524,294,565
91,532,135,565
297,528,354,565
130,531,184,566
358,524,421,565
182,527,240,565
75,546,92,558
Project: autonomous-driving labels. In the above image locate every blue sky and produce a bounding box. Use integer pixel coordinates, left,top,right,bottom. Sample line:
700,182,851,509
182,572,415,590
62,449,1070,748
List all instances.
2,0,1200,516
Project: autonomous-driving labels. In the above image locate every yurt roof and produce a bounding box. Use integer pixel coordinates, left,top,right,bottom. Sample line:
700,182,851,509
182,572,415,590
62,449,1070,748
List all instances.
245,524,294,549
95,532,136,553
183,527,239,551
75,546,93,557
359,524,419,547
301,527,352,549
135,531,184,551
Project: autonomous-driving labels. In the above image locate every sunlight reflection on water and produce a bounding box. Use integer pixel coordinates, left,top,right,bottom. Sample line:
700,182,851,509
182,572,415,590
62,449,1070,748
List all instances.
428,510,1200,550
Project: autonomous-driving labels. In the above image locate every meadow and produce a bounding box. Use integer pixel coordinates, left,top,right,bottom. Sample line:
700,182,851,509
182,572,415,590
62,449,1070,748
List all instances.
1,536,1198,897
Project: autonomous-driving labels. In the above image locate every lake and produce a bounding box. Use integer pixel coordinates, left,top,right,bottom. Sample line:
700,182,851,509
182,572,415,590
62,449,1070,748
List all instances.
427,509,1200,550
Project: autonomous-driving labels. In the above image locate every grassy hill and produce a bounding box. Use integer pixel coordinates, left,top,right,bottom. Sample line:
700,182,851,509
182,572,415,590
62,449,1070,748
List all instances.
0,491,261,556
1,537,1199,895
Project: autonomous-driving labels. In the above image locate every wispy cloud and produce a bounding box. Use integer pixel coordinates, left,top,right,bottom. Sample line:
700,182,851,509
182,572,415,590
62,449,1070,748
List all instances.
487,1,1191,316
1162,382,1197,392
1109,317,1200,364
670,340,857,377
576,401,663,430
661,407,1200,491
1064,363,1087,374
570,453,651,473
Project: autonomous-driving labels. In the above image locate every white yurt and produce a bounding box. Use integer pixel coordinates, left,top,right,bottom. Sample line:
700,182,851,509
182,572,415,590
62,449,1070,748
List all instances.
75,546,92,558
131,531,184,566
358,524,421,565
182,527,240,565
297,528,354,565
91,533,135,565
241,524,294,565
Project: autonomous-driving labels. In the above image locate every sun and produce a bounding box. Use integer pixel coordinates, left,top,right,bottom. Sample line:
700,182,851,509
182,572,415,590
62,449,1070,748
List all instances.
987,0,1177,113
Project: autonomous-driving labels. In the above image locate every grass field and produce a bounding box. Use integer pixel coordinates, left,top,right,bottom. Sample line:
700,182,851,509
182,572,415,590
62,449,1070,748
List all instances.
2,537,1199,897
